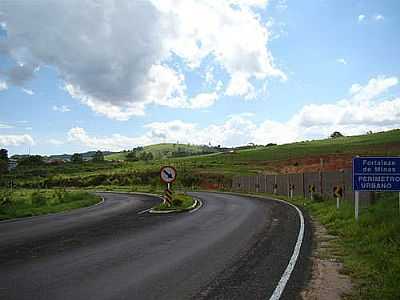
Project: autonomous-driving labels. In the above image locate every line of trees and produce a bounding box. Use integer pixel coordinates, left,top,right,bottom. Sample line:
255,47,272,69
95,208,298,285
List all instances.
126,151,154,162
0,149,8,174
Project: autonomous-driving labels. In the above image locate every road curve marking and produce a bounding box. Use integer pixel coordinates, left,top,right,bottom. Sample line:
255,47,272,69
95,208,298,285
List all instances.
137,208,151,214
189,197,203,213
268,198,305,300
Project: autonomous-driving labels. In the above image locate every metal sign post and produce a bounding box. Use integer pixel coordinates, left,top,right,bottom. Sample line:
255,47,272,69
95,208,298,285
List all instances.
355,191,359,220
352,156,400,220
289,184,294,200
160,166,177,206
334,186,343,209
309,184,315,201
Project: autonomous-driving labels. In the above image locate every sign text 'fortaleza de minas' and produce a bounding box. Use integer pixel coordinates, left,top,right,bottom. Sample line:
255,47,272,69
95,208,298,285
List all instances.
353,157,400,191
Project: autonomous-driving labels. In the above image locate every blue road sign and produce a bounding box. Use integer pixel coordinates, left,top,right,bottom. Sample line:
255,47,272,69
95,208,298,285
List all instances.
353,157,400,191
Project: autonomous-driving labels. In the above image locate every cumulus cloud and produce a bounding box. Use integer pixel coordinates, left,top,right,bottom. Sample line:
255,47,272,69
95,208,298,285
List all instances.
0,81,7,91
0,0,283,120
52,105,71,113
68,127,152,151
375,14,384,21
0,123,13,129
0,134,34,146
358,14,366,22
336,58,347,65
22,88,34,95
66,75,400,150
290,75,400,138
348,76,398,102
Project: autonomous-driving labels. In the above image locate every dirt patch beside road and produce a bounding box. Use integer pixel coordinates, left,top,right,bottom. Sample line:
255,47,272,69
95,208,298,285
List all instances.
301,218,352,300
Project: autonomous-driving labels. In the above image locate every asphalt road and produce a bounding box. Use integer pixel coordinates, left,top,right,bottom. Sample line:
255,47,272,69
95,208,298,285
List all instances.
0,192,311,300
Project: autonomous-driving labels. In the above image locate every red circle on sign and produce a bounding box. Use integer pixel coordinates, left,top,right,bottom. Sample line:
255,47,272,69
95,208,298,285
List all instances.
160,166,177,183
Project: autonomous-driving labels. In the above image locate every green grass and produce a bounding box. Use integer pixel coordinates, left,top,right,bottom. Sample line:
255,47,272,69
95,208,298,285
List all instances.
244,191,400,300
0,189,101,220
152,193,195,212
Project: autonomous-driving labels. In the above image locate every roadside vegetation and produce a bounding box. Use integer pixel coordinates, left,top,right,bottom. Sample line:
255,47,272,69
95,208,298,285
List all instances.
152,193,195,212
245,191,400,300
1,130,399,192
0,189,101,220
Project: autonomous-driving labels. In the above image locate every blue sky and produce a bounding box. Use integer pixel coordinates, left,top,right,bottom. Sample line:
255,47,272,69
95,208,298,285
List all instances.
0,0,399,155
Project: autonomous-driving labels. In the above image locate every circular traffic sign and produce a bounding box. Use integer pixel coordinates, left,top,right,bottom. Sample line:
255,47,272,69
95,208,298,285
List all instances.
160,166,177,183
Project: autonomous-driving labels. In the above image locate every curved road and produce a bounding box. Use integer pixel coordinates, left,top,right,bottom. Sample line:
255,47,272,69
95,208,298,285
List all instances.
0,192,311,300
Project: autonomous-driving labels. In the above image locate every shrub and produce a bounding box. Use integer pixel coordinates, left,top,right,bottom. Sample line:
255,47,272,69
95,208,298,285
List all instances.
31,191,47,206
0,190,13,208
312,193,324,202
172,199,183,206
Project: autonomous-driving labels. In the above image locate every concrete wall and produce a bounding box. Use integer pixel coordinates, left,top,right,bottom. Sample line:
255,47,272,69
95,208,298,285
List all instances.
231,168,371,204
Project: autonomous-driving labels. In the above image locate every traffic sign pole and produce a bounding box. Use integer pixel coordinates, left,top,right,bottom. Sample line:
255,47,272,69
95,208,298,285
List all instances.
160,166,177,207
355,191,359,221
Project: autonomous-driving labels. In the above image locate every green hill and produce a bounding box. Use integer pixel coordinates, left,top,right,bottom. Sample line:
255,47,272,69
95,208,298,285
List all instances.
4,129,400,189
105,143,222,161
173,129,400,175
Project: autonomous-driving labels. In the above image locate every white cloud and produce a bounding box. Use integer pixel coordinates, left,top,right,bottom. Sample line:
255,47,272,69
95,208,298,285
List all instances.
0,134,34,146
336,58,347,65
375,14,384,21
290,75,400,137
22,88,34,95
49,139,64,145
358,14,366,22
0,81,7,91
348,76,398,102
52,105,71,113
0,0,283,119
188,92,218,109
67,127,151,151
225,72,256,100
275,0,288,11
66,75,400,149
0,123,13,129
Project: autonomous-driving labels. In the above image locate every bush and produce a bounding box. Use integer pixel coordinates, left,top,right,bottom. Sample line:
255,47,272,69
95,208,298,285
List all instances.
0,190,13,208
312,193,324,202
172,199,183,206
31,191,47,206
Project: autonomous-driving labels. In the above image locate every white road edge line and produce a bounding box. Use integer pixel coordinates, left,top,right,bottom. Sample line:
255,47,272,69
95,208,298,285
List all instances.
189,197,203,213
137,208,151,214
268,198,305,300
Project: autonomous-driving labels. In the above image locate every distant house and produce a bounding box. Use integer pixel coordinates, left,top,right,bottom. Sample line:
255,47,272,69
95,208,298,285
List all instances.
8,159,18,171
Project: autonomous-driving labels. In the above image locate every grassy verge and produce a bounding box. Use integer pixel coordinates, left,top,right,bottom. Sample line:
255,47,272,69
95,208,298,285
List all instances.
0,189,101,220
152,193,195,212
236,191,400,300
86,184,163,194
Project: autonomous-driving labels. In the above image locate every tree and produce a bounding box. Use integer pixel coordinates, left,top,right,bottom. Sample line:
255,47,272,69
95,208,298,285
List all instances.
18,155,44,166
146,152,154,161
92,150,104,162
0,149,8,161
126,151,139,161
138,151,147,161
71,153,83,163
0,160,7,174
330,131,344,138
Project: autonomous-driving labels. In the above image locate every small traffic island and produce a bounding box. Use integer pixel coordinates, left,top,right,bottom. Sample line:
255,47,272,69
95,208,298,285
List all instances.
149,194,198,214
